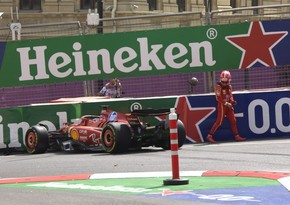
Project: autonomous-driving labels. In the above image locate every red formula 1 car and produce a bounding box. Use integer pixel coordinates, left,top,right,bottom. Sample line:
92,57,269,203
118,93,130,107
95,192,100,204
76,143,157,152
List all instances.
25,106,186,154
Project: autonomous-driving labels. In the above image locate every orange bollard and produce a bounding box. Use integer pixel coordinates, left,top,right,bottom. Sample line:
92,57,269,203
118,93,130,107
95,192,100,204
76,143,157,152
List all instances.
163,108,189,185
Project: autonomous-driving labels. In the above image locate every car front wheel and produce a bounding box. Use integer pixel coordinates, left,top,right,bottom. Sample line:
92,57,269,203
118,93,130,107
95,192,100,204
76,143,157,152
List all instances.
25,125,49,154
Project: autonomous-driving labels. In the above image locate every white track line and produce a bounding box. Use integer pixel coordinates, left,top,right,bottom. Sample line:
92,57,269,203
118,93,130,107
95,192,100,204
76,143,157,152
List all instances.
89,171,206,179
278,177,290,191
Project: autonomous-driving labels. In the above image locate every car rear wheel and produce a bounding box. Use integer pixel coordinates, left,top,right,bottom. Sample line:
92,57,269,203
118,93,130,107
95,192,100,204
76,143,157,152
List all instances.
161,119,186,150
101,122,131,154
25,126,49,154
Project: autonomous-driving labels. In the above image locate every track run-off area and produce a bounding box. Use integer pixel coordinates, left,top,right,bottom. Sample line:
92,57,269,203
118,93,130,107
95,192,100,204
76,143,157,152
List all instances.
1,139,290,205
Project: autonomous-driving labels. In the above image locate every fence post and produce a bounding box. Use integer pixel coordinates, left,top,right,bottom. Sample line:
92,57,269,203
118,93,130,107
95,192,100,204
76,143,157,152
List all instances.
163,108,189,185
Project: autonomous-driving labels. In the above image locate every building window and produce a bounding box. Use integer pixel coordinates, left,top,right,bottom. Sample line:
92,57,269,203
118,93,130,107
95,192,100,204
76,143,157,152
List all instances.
252,0,258,6
230,0,236,8
20,0,41,10
230,0,237,13
81,0,97,10
177,0,185,12
148,0,157,11
252,0,259,14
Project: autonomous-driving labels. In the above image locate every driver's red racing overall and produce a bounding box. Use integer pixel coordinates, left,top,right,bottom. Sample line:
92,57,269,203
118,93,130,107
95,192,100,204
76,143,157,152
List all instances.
207,70,246,143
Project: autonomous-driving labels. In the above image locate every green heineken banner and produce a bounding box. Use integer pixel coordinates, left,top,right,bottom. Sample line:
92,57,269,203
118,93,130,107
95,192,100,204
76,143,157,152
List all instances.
1,19,290,87
0,102,82,149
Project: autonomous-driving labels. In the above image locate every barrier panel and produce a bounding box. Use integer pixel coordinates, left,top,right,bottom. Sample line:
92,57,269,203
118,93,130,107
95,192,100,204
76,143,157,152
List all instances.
1,88,290,150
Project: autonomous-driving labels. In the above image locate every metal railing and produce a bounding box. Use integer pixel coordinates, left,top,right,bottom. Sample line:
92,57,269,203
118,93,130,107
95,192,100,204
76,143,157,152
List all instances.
208,4,290,25
0,21,83,41
84,11,204,35
2,4,290,40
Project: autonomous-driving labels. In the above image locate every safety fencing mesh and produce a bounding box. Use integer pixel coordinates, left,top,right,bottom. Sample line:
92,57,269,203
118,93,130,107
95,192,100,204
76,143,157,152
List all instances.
1,4,290,107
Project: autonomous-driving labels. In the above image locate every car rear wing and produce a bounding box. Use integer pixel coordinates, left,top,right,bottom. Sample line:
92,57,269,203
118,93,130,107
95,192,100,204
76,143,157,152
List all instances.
131,108,171,116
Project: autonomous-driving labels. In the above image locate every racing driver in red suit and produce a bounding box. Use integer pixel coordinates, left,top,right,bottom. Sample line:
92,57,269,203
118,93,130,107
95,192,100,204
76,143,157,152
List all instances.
207,70,246,143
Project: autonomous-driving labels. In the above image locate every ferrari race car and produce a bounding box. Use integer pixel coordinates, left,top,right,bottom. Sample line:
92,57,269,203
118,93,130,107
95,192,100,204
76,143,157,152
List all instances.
24,106,186,154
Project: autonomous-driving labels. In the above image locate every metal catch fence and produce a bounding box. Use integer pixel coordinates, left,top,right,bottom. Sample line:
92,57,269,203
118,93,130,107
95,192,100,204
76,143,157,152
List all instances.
0,4,290,107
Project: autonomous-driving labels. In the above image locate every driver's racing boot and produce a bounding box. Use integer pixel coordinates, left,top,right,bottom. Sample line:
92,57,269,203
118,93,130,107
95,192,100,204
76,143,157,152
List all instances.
235,135,246,142
207,134,216,143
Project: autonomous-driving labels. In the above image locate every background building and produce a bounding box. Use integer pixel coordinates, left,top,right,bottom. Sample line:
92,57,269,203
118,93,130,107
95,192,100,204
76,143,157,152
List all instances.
0,1,288,26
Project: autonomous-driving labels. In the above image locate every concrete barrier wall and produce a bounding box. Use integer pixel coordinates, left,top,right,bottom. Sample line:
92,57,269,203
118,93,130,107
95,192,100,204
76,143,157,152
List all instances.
1,89,290,150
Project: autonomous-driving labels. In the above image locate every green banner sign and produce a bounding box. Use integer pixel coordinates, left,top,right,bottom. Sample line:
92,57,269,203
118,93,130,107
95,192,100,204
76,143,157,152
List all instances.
0,22,250,87
1,19,290,87
0,17,290,87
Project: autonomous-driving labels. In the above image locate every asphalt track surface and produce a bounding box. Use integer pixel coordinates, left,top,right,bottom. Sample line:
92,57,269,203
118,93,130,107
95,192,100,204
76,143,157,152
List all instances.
1,138,290,205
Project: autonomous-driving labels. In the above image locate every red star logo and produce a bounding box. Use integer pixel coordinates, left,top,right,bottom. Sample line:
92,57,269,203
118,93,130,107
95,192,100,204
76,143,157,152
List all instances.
226,21,288,68
175,96,215,143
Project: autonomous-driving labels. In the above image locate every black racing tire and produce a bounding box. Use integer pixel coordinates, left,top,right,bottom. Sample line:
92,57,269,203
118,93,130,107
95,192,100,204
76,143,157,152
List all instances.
101,122,131,154
177,120,186,147
161,120,186,150
25,126,49,154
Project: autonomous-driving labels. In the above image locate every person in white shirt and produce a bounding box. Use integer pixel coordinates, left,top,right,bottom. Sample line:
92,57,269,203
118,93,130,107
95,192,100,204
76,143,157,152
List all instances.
99,78,122,98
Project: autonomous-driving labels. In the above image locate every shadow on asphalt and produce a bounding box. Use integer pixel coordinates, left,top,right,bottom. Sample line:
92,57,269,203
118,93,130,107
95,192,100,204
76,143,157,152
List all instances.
0,146,166,156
